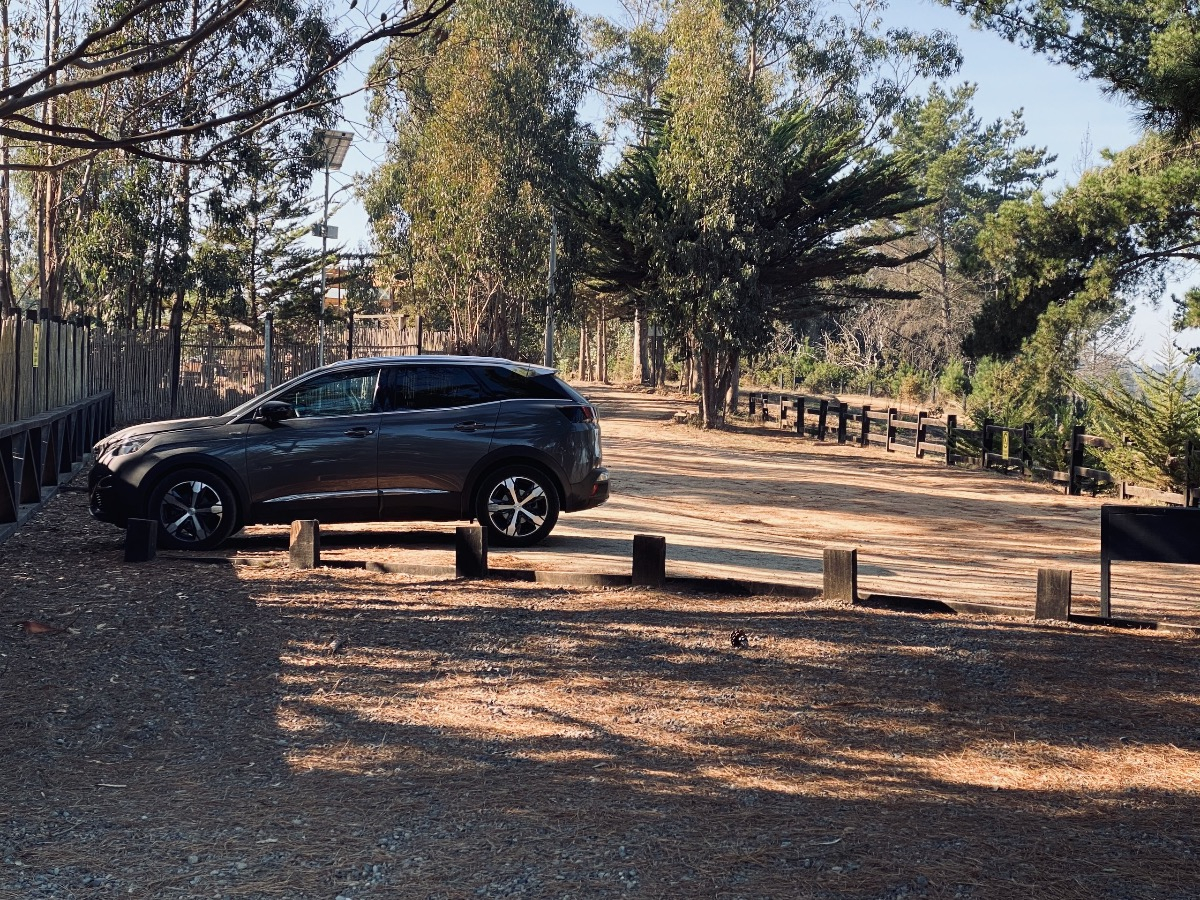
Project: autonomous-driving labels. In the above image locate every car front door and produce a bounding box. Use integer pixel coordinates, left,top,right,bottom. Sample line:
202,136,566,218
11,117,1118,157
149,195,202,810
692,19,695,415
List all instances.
244,366,382,524
376,363,501,519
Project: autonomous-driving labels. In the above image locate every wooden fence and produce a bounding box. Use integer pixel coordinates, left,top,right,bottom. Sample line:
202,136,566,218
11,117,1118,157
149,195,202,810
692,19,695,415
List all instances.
0,309,90,426
744,390,1198,507
90,315,449,426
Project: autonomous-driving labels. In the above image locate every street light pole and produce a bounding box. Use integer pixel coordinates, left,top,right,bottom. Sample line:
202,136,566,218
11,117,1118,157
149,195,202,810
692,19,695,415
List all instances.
312,128,354,367
318,159,331,366
543,216,557,368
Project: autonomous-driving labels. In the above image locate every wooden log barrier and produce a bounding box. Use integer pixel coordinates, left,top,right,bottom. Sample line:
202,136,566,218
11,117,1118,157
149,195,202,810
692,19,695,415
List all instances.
455,525,489,578
823,548,858,601
1035,568,1072,620
124,518,157,563
289,519,320,569
632,533,667,587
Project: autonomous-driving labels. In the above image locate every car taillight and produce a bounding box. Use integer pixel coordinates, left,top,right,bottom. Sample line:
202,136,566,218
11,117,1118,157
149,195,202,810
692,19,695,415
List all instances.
558,404,596,424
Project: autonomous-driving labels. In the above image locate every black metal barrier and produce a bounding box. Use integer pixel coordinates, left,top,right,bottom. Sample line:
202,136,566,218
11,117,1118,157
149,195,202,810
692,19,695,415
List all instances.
0,391,114,540
1100,505,1200,617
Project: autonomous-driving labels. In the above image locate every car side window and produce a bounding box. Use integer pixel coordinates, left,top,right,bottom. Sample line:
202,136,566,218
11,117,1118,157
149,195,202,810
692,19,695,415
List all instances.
381,365,488,411
278,369,379,418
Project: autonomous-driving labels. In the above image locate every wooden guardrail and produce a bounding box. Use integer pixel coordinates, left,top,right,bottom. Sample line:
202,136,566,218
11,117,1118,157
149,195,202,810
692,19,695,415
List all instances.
0,391,114,542
740,391,1196,507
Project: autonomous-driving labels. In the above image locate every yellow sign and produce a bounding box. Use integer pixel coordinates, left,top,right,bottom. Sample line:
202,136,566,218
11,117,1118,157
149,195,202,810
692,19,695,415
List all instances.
1002,431,1010,459
32,323,39,368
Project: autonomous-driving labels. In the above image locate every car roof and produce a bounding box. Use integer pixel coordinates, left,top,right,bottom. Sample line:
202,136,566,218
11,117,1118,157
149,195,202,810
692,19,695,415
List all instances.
321,355,557,376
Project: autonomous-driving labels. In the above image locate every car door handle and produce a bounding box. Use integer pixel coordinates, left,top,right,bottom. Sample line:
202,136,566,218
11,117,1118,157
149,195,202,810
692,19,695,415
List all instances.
344,427,375,438
454,421,490,432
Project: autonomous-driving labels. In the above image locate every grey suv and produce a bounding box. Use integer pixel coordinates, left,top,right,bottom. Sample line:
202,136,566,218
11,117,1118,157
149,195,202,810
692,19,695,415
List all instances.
88,356,609,550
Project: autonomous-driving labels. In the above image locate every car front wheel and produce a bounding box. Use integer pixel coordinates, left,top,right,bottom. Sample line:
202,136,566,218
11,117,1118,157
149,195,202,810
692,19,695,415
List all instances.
148,469,238,550
475,465,560,547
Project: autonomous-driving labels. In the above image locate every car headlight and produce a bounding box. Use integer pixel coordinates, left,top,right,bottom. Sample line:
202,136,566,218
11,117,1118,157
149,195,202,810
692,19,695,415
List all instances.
110,435,152,457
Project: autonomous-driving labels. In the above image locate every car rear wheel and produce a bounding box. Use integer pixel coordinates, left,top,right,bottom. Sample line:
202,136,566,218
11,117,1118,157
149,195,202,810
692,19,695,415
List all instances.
475,465,560,547
148,469,238,551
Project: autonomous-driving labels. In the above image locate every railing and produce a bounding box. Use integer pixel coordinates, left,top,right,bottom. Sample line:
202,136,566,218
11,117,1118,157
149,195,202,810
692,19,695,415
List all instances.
0,391,114,539
741,391,1196,507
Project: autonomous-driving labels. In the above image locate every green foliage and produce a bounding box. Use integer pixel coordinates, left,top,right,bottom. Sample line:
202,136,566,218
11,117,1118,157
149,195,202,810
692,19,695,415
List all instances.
969,135,1200,360
939,356,971,401
1078,344,1200,491
365,0,591,356
943,1,1200,137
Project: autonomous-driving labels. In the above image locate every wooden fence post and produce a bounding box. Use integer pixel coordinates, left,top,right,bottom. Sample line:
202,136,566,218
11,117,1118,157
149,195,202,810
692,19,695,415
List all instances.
760,392,769,423
1021,423,1033,477
263,311,274,392
632,534,667,587
1187,440,1196,507
886,407,898,453
1035,568,1072,620
915,411,927,459
823,548,858,601
796,396,806,435
837,402,848,444
124,519,157,563
1068,424,1084,496
860,404,870,447
778,393,786,427
415,314,424,355
945,414,956,466
11,310,21,422
455,525,488,578
748,393,756,417
346,308,356,359
289,520,321,569
980,417,993,470
817,399,829,441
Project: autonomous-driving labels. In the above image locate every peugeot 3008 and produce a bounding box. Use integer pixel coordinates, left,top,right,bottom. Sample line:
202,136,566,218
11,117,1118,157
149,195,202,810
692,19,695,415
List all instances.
89,356,609,549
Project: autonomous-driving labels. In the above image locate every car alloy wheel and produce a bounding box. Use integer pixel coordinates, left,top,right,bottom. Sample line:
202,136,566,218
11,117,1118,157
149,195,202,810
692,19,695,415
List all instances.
149,469,237,550
477,466,560,547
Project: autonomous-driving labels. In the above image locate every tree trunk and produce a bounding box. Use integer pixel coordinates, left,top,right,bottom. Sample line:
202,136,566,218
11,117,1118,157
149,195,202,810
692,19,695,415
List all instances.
577,315,590,381
632,300,649,384
725,353,741,413
0,0,13,314
596,299,607,383
698,345,721,428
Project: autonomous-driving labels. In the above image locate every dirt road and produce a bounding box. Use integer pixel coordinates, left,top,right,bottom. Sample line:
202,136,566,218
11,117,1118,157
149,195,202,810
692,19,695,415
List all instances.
495,388,1197,626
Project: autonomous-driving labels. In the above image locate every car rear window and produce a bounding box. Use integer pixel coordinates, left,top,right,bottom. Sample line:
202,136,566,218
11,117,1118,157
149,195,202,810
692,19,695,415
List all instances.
474,366,573,400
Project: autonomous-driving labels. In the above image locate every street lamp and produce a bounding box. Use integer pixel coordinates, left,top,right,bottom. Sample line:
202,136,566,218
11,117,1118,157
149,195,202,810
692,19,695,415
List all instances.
315,128,354,366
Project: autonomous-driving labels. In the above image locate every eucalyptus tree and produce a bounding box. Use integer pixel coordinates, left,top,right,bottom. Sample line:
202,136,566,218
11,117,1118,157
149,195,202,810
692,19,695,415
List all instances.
365,0,592,356
0,0,453,319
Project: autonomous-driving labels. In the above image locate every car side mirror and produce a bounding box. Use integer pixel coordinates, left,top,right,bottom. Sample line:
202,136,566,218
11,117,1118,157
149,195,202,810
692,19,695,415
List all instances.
254,400,296,424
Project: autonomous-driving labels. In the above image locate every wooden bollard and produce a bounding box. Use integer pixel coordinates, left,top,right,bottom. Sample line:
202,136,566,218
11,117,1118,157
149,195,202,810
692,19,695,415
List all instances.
632,534,667,587
289,519,320,569
124,518,157,562
1035,568,1072,620
823,548,858,601
455,525,488,578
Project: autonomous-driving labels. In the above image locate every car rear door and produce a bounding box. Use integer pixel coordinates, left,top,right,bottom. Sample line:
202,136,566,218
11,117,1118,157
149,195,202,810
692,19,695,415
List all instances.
376,363,500,519
243,366,382,524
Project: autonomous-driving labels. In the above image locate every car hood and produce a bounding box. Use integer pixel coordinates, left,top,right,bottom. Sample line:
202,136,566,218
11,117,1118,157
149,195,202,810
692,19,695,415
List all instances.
102,414,236,444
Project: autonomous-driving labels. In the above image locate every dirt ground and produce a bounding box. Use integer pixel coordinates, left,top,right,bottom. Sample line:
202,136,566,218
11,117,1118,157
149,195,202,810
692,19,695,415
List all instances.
303,387,1200,627
1,389,1199,900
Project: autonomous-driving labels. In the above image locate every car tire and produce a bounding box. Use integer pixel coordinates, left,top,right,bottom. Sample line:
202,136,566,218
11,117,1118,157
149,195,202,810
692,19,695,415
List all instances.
148,469,238,551
475,465,560,547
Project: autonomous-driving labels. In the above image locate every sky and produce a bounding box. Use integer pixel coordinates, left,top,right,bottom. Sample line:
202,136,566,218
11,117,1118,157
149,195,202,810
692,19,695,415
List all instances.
311,0,1180,357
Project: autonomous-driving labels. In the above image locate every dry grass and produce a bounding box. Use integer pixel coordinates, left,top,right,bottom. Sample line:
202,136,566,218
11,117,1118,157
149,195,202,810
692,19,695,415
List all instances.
1,485,1199,900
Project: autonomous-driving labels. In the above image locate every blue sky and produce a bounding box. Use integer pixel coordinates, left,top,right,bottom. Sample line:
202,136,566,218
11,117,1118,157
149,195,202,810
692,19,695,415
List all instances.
316,0,1180,356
